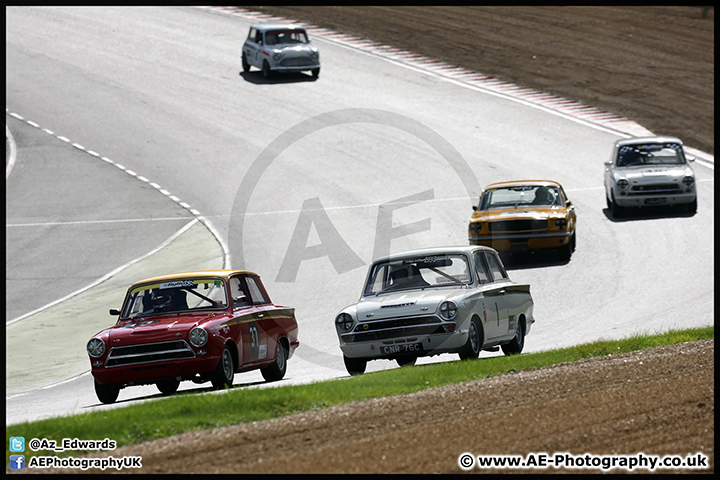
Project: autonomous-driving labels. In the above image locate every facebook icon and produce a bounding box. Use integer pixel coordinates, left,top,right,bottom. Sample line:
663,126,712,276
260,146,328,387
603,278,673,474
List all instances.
10,455,25,470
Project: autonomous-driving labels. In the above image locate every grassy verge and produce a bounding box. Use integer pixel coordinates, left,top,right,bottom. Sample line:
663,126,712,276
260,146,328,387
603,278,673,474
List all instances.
6,326,713,466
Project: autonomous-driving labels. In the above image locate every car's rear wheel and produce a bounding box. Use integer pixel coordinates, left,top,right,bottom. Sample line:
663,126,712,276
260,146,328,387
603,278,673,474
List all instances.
156,378,180,396
501,321,525,355
94,379,120,404
211,346,235,389
261,341,288,382
344,355,367,376
458,318,483,360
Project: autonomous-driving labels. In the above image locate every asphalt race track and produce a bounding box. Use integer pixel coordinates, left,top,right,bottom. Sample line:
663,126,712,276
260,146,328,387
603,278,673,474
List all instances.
5,7,714,426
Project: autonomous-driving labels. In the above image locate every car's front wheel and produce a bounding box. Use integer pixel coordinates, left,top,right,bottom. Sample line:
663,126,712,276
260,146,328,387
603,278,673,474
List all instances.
458,318,483,360
344,355,367,376
610,191,624,218
210,346,235,389
261,341,288,382
241,53,250,73
94,379,120,404
262,60,272,78
156,378,180,396
311,67,320,78
396,356,417,368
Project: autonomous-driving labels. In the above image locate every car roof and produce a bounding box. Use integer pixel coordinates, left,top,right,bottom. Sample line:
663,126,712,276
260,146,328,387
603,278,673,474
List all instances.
251,23,308,32
482,179,563,190
614,136,683,148
131,270,256,287
371,245,495,265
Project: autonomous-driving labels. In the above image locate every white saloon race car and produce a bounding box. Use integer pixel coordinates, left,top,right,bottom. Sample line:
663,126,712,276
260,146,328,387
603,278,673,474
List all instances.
604,136,697,216
335,246,535,375
241,23,320,78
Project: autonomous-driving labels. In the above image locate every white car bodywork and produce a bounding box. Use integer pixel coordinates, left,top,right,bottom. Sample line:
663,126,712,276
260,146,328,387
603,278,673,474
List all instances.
334,246,535,375
241,23,320,78
604,136,697,216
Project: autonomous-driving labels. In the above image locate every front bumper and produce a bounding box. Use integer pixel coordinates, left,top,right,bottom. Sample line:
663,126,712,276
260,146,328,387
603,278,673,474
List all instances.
470,231,572,251
613,190,696,207
339,329,468,360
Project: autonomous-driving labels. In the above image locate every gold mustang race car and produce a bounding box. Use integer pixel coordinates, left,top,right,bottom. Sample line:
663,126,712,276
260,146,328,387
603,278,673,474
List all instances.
469,180,576,260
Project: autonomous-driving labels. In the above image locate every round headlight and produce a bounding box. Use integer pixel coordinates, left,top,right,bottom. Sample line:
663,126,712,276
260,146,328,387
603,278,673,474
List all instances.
617,178,629,190
440,301,458,320
87,338,106,358
189,327,208,347
469,222,482,233
682,175,695,188
555,218,567,230
335,313,354,332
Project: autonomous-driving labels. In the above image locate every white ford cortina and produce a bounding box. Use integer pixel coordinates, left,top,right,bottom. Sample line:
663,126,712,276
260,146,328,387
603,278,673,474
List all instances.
604,136,697,217
335,246,535,375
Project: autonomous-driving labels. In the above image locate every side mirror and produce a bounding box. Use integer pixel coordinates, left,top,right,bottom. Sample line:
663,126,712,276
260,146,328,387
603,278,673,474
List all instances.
604,161,612,167
472,205,478,211
687,155,696,162
109,309,120,316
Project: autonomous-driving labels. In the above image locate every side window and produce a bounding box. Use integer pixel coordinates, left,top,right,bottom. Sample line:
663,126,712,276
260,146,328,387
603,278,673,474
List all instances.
245,276,270,306
485,252,508,281
473,252,490,284
229,277,250,309
248,28,256,42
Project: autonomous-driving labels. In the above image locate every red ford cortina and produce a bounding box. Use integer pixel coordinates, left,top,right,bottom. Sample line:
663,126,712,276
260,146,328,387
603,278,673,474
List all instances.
86,270,299,404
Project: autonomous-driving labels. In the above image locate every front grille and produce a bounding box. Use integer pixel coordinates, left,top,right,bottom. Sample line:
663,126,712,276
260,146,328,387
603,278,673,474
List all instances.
106,340,195,367
279,56,313,67
342,315,449,343
628,184,682,195
489,219,548,233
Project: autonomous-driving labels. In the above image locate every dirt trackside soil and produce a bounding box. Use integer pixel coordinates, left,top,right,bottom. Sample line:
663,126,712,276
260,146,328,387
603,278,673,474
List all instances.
44,7,715,475
76,339,714,474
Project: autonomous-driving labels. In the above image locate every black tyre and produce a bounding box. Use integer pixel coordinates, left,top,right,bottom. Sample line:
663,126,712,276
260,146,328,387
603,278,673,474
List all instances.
458,318,483,360
241,53,250,73
501,321,525,356
262,60,272,78
94,379,120,404
311,67,320,77
560,232,575,261
211,346,235,389
396,356,417,368
686,198,697,214
610,191,624,218
261,341,288,382
344,355,367,376
156,378,180,396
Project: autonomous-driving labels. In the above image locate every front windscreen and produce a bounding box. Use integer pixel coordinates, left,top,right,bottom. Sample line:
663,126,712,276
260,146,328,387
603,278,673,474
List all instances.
617,143,686,166
364,254,471,296
265,30,309,45
479,185,561,210
121,278,228,319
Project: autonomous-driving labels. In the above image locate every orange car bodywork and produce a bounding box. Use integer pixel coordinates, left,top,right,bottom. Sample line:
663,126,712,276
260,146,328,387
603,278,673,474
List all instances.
468,180,576,257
